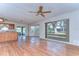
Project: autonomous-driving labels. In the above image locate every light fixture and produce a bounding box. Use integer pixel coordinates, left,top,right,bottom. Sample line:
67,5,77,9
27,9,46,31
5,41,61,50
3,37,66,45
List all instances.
0,17,4,22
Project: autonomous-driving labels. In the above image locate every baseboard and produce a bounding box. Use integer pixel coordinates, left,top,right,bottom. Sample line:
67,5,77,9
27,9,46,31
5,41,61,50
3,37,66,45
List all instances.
26,36,39,37
40,38,79,47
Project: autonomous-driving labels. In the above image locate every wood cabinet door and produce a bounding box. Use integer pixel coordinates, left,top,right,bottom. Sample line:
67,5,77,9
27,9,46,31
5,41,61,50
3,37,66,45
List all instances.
9,24,15,29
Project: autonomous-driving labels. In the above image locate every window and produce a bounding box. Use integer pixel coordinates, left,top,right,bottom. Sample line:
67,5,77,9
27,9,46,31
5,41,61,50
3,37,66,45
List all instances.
31,26,39,33
31,26,35,32
47,23,54,34
0,24,9,31
30,26,39,36
45,19,69,42
55,20,65,34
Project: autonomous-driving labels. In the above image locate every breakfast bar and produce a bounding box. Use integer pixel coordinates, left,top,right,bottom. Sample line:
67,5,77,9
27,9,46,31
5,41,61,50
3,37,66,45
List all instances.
0,32,18,42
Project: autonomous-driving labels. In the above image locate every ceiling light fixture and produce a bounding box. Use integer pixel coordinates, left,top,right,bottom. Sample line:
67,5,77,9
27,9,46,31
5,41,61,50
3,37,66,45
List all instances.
0,17,4,22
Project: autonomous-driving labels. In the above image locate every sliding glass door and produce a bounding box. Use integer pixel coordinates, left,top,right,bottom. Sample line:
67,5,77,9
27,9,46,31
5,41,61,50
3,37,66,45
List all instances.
16,26,27,36
30,25,39,36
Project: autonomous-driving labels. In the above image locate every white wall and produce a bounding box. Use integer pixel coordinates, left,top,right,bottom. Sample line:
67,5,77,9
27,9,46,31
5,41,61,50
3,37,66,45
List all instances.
32,10,79,45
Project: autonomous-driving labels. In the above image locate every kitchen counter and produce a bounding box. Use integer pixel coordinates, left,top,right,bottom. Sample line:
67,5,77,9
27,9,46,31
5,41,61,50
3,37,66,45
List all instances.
0,32,18,42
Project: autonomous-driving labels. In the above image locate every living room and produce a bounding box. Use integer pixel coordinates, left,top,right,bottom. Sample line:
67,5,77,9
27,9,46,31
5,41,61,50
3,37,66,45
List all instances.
0,3,79,56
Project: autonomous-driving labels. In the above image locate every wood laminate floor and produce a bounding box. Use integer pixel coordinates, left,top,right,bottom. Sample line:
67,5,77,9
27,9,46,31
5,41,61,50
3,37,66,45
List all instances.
0,36,79,56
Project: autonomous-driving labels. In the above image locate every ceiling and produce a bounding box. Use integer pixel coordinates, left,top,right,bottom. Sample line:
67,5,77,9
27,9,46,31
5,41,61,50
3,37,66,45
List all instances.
0,3,79,24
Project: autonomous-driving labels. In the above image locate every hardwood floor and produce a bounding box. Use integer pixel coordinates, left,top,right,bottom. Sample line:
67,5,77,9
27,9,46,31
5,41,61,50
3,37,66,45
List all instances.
0,36,79,56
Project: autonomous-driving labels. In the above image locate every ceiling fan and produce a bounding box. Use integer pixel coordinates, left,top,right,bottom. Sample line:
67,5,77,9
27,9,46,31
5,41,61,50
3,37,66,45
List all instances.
29,6,51,17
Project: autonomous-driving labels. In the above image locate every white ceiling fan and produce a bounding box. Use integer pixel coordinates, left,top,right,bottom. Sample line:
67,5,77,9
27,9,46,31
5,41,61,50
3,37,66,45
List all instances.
29,6,51,17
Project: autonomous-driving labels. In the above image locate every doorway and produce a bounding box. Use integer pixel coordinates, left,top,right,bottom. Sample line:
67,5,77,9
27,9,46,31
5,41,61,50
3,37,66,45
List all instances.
16,26,27,36
16,26,27,47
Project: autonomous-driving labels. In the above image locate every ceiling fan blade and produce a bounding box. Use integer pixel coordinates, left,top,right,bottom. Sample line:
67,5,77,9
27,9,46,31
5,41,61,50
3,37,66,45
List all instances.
42,11,51,13
29,11,37,13
40,14,45,17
